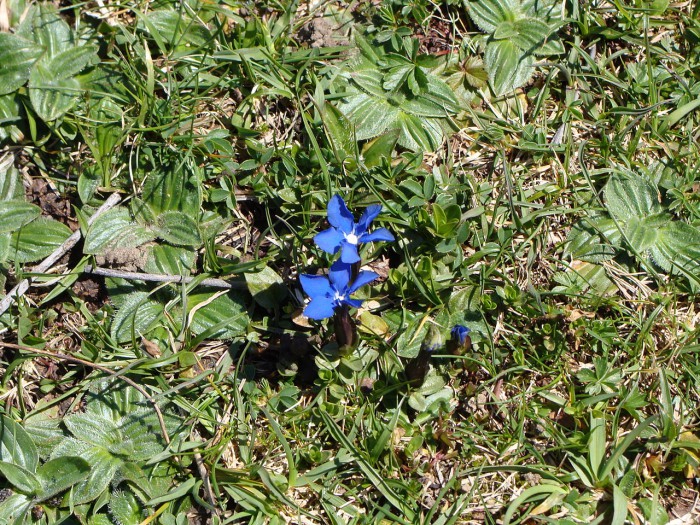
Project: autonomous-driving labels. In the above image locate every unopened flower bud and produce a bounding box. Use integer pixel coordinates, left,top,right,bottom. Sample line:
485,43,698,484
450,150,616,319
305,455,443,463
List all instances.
334,305,358,356
447,325,472,355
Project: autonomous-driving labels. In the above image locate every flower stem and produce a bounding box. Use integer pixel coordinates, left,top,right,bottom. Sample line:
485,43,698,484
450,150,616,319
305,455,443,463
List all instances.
334,304,357,356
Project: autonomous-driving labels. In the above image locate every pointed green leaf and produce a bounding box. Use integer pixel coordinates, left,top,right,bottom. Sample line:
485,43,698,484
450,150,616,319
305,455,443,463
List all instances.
650,221,700,274
109,490,143,525
0,461,40,494
154,210,202,247
467,0,517,33
110,291,164,343
0,159,25,201
0,202,41,233
18,4,72,58
28,62,81,121
84,206,155,255
144,244,196,275
322,103,356,161
0,33,44,96
188,289,248,340
35,457,90,501
9,217,72,263
485,39,535,95
510,19,552,50
64,413,120,449
0,493,32,524
245,266,287,311
604,173,663,222
361,129,400,168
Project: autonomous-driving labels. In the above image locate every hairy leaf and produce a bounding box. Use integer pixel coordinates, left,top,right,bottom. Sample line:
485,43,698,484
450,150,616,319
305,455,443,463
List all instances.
0,33,43,96
110,291,165,343
154,210,202,247
84,206,155,255
9,217,72,263
0,202,40,234
604,173,663,222
485,39,535,95
35,457,90,501
468,0,518,33
188,289,248,340
0,461,40,494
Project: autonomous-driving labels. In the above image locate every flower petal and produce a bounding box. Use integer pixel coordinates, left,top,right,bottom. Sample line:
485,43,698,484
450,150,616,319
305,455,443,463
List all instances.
300,274,333,298
339,241,360,264
356,204,382,234
329,260,352,291
348,270,379,294
343,298,363,309
327,194,354,233
359,227,395,243
304,298,336,320
314,227,344,254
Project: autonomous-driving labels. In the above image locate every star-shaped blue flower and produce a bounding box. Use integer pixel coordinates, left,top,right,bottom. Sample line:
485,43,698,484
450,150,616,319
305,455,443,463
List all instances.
300,260,379,320
314,195,395,264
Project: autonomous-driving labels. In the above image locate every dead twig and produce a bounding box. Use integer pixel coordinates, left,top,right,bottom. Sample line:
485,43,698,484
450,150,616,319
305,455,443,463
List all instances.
0,193,122,316
83,265,245,290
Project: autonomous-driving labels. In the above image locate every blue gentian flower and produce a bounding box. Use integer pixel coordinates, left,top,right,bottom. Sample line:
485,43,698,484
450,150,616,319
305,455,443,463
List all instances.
451,325,471,345
300,260,379,320
314,194,395,264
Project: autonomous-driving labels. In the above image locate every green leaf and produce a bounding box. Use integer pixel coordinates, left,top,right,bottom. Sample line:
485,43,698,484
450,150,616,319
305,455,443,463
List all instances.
510,18,552,50
603,173,663,222
109,490,143,525
9,217,72,263
110,291,165,343
485,39,535,95
0,202,40,233
611,484,628,525
468,0,517,33
0,158,25,201
64,413,120,449
187,289,248,340
565,216,621,262
144,244,196,275
35,457,90,501
0,461,40,494
84,206,155,255
337,92,398,142
245,266,287,311
18,4,72,58
322,103,356,161
0,33,43,96
0,493,32,525
154,210,202,247
0,93,22,143
361,129,400,168
397,112,444,151
46,45,96,81
650,221,700,275
28,62,81,122
139,9,212,49
140,162,201,215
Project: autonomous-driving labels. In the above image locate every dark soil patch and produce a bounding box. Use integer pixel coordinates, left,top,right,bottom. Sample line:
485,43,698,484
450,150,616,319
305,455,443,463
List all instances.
27,178,78,230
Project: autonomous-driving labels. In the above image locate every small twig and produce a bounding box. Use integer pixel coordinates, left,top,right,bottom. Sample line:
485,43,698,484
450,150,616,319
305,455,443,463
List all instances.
0,193,122,316
194,451,220,515
83,265,246,290
0,341,170,444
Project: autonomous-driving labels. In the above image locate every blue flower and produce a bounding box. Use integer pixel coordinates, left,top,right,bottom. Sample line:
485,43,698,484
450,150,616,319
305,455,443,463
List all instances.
451,325,471,345
300,260,379,320
314,194,395,264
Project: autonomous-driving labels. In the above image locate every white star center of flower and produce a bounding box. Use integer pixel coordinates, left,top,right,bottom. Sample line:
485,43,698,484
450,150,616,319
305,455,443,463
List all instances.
345,233,359,244
334,291,345,302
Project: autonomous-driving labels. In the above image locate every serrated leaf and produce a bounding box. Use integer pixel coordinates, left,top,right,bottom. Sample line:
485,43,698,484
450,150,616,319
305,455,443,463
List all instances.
9,217,72,263
0,33,44,96
337,92,398,141
84,207,155,255
604,173,664,222
649,221,700,275
468,0,517,33
188,289,248,340
144,244,196,275
0,461,40,494
509,18,552,50
485,39,535,95
0,202,41,233
245,266,287,311
110,291,164,343
565,216,620,262
154,210,202,247
397,112,444,151
35,457,90,501
64,413,120,449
